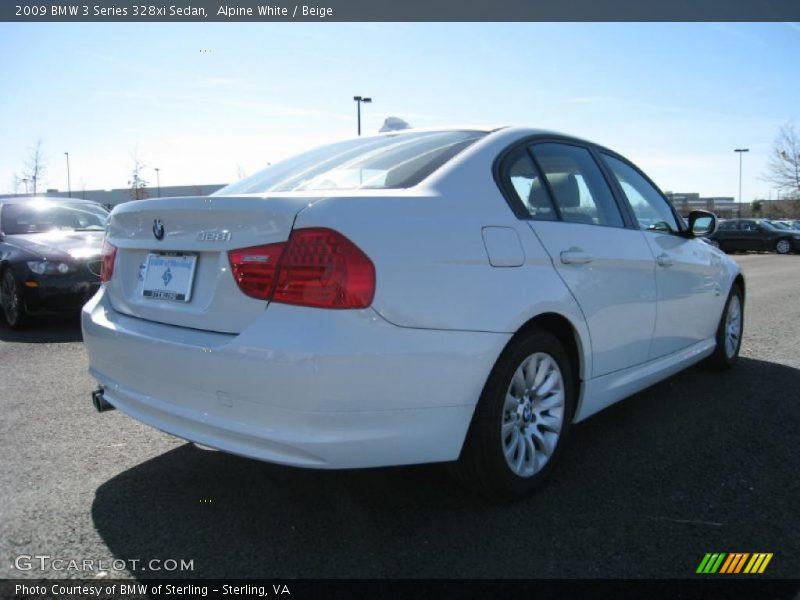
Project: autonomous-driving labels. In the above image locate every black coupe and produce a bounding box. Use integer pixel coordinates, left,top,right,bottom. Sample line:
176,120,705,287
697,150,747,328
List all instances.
0,196,109,328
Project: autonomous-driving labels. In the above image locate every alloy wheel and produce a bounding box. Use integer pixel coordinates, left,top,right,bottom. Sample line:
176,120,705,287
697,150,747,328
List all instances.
776,239,791,254
501,352,565,478
1,271,20,325
725,294,742,358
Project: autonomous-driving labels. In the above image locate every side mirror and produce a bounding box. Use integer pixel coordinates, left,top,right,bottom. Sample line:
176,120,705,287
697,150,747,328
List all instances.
687,210,716,238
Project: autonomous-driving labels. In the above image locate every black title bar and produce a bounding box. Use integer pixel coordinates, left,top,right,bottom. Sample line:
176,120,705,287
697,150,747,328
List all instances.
3,579,800,600
3,0,800,22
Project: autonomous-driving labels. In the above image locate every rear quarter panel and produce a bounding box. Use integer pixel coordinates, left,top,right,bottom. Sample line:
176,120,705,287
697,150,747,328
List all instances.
291,130,593,380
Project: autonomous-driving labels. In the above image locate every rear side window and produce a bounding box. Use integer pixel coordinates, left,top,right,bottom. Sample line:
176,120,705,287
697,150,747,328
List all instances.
500,148,557,221
216,130,486,194
529,143,624,228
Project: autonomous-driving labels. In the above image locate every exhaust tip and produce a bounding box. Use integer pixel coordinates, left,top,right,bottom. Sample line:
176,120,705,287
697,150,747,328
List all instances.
92,388,115,412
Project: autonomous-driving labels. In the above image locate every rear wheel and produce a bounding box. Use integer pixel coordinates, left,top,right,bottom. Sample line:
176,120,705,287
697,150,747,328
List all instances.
1,268,29,329
775,238,791,254
450,329,576,500
707,284,743,369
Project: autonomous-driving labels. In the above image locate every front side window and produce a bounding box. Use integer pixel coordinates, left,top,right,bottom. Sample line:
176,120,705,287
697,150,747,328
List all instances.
529,143,624,227
741,220,760,231
215,130,486,194
602,153,680,233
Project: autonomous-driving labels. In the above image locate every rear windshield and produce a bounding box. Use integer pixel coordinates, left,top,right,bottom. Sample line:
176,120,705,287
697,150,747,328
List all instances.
1,201,108,234
215,130,486,195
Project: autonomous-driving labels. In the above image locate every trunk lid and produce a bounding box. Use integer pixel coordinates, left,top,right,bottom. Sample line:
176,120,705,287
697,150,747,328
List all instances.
104,195,315,333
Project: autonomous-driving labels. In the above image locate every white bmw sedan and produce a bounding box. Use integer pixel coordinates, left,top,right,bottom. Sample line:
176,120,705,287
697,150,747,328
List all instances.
82,128,744,498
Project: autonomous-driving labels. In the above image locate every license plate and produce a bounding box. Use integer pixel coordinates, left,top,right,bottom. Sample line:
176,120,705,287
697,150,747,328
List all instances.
142,253,197,302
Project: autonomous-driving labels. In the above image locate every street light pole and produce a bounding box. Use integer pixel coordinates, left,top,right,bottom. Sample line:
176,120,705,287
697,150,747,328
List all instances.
64,152,72,198
734,148,749,219
155,168,161,198
353,95,372,136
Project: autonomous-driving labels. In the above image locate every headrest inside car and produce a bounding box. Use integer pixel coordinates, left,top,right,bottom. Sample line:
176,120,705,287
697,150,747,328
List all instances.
547,173,580,208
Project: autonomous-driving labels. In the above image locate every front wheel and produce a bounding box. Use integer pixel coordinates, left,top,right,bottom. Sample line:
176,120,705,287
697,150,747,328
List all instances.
1,269,29,329
450,329,576,500
775,238,792,255
707,284,743,369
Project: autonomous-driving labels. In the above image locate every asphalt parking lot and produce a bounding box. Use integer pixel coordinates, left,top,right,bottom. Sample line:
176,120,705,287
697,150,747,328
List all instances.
1,253,798,580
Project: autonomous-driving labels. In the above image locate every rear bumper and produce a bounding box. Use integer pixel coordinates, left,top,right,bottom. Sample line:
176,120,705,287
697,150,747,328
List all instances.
82,288,510,468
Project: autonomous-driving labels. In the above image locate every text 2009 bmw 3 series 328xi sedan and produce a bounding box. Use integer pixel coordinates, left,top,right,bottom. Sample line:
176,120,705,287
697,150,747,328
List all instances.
82,127,744,499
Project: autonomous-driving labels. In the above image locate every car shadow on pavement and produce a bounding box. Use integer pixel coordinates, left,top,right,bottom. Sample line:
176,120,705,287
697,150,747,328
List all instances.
90,357,800,579
0,315,82,343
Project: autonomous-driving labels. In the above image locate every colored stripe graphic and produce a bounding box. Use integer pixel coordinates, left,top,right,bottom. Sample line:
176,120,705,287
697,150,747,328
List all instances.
719,554,736,573
699,552,773,574
744,553,774,574
733,553,750,573
697,553,727,573
720,553,749,573
696,554,713,573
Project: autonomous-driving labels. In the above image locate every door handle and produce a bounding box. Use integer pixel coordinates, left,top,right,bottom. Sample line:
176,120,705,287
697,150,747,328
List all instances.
656,253,674,268
560,249,594,265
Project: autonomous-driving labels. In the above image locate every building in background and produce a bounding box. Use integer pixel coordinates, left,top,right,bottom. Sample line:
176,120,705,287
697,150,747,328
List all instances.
665,192,736,217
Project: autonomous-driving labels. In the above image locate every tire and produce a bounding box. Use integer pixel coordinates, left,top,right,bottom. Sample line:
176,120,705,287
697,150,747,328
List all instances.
707,284,743,370
775,238,791,255
1,268,29,329
450,328,576,500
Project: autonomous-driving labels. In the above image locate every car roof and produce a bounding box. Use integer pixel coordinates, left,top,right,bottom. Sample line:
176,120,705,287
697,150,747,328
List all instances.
366,125,603,147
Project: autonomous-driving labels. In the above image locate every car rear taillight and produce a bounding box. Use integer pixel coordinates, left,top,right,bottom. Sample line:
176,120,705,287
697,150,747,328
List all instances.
100,239,117,283
228,228,375,309
228,243,286,300
274,228,376,309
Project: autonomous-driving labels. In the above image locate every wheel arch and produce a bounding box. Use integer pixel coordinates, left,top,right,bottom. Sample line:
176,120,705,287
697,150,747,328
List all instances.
456,309,588,464
733,272,745,300
482,311,587,424
516,311,583,373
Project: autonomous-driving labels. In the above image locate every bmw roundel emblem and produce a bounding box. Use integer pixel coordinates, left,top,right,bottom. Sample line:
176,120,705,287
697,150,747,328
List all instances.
153,218,165,240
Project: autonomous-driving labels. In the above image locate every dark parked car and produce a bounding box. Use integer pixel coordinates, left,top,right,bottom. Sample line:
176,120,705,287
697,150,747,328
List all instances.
710,218,800,255
0,196,109,327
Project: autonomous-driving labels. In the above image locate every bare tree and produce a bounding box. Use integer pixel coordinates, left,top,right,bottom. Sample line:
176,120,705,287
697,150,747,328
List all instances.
235,163,247,180
10,173,23,195
764,122,800,199
21,140,47,195
128,152,149,200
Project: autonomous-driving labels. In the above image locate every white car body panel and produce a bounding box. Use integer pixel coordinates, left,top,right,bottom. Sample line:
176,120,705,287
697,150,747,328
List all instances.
575,336,716,421
106,195,317,334
83,288,510,467
641,230,729,359
81,126,743,469
527,221,657,378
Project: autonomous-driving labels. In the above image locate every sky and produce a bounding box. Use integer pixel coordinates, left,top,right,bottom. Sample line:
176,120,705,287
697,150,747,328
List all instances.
1,22,799,202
